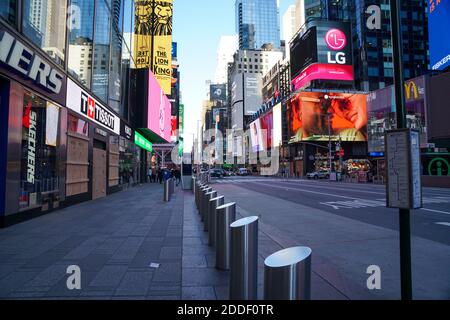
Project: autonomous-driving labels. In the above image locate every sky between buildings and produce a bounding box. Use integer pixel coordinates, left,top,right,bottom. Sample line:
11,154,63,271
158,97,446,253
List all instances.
173,0,295,151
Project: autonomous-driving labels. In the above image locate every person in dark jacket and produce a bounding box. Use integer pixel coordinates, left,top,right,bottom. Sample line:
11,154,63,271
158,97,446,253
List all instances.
157,169,163,184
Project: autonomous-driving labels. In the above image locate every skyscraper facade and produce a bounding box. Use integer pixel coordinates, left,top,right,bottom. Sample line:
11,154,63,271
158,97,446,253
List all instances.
235,0,281,50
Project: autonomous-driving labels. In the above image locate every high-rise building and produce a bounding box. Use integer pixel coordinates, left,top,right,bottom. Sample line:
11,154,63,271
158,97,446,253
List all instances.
292,0,429,91
214,35,239,84
282,5,297,59
235,0,281,50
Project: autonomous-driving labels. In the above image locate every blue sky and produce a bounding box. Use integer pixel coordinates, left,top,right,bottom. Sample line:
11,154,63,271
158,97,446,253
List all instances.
173,0,295,150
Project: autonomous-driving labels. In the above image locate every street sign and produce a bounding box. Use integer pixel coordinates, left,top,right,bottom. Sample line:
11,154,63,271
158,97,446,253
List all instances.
385,129,422,209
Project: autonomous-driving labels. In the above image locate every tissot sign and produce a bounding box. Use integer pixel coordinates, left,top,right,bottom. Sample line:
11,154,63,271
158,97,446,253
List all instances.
66,79,120,135
0,25,66,105
290,21,354,91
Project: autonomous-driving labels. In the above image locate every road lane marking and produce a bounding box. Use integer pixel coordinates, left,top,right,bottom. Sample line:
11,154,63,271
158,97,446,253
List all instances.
277,180,386,195
435,222,450,227
421,208,450,216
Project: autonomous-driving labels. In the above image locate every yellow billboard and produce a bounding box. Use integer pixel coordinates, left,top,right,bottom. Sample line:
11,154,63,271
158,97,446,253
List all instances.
134,0,172,94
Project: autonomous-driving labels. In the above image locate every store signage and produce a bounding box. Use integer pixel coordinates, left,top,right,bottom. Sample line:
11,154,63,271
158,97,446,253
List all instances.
366,5,381,30
121,122,134,141
26,108,37,184
135,131,153,152
94,128,107,137
66,79,120,135
0,26,66,105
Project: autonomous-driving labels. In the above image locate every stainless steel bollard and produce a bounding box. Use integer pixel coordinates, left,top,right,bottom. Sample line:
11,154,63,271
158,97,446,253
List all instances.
200,187,212,221
229,216,259,300
216,203,236,270
203,191,217,231
263,246,312,300
195,182,204,209
208,196,225,246
163,179,170,202
192,177,196,195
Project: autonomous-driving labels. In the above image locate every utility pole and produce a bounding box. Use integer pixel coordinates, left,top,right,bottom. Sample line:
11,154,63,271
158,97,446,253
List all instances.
390,0,412,300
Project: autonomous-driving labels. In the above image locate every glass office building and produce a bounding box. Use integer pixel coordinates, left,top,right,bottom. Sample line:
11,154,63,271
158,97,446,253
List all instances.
236,0,281,49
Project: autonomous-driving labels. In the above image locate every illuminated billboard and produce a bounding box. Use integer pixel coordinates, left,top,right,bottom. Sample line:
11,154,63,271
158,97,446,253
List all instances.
429,0,450,70
250,119,263,152
148,70,171,141
133,0,173,94
260,111,273,149
273,103,282,147
367,76,428,152
288,92,367,143
290,21,354,91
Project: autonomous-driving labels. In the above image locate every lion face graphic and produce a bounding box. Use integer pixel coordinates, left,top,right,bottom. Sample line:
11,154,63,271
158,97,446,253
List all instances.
134,1,172,36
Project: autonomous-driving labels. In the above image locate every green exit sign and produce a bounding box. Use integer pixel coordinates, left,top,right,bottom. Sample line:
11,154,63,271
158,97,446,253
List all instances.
135,132,152,152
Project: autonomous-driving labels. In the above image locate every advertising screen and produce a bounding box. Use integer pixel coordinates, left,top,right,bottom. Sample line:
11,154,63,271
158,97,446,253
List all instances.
133,0,173,94
272,103,282,147
291,21,354,91
290,27,318,80
148,71,172,141
210,84,227,102
367,76,428,152
288,92,367,143
429,0,450,70
260,111,273,149
249,119,264,152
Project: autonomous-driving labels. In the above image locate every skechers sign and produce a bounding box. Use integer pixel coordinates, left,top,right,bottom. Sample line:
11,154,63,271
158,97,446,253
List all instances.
66,79,120,135
290,21,353,91
0,27,66,105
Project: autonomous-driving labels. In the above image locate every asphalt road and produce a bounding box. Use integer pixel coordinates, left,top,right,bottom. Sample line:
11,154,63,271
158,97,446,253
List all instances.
211,176,450,246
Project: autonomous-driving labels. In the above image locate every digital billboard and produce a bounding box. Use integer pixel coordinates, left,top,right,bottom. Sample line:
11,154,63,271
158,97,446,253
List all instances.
148,70,171,141
133,0,173,94
429,0,450,70
272,103,282,147
210,84,227,102
288,92,367,143
290,21,354,91
249,119,264,152
260,111,273,149
367,76,428,152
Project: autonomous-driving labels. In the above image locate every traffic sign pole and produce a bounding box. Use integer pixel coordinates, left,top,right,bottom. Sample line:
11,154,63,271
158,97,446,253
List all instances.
390,0,412,300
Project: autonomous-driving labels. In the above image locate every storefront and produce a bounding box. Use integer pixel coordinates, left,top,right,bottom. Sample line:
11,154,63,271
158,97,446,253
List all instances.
0,22,67,226
65,78,121,203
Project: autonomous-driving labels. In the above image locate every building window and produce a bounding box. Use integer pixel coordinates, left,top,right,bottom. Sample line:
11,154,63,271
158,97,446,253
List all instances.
0,0,17,25
22,0,67,66
19,90,60,210
92,0,111,103
68,0,95,89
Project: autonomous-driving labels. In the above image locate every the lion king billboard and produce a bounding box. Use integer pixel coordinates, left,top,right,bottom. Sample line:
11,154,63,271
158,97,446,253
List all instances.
133,0,173,94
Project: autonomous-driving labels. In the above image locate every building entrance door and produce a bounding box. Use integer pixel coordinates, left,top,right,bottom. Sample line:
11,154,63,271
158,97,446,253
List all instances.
92,146,106,200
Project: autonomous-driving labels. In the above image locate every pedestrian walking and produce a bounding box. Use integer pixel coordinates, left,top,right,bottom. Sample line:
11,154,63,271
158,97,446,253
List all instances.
147,167,152,183
158,169,163,184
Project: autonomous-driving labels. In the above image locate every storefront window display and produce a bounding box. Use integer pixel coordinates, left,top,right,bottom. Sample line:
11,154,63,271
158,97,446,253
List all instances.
19,90,60,209
119,137,140,187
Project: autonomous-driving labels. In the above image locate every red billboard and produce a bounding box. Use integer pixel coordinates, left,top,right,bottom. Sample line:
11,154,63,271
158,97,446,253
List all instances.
288,92,367,143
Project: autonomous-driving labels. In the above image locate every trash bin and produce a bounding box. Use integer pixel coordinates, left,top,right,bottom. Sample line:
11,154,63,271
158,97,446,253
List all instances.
216,202,236,270
263,246,312,300
208,196,225,247
229,216,259,300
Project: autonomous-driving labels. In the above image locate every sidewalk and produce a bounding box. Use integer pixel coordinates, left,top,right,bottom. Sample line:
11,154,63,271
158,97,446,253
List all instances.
0,183,184,299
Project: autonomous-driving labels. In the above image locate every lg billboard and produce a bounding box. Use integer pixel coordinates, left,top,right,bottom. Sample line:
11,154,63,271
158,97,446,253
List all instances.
290,21,354,91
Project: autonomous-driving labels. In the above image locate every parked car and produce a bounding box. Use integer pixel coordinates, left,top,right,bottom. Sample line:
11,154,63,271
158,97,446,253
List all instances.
209,168,225,178
237,168,250,176
306,170,330,180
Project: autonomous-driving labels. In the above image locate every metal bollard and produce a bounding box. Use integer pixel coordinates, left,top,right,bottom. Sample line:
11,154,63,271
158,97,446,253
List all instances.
195,182,204,209
200,187,212,220
203,191,217,231
263,246,312,300
163,179,170,202
216,203,236,270
229,216,259,300
208,196,225,246
192,177,196,195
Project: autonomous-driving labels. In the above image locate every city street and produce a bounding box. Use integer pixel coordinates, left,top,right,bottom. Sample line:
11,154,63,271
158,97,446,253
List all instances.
210,176,450,299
